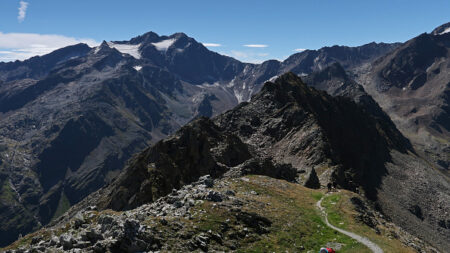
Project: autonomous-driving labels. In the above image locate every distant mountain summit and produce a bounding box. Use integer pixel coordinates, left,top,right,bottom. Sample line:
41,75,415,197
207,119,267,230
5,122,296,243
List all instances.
355,23,450,173
431,22,450,35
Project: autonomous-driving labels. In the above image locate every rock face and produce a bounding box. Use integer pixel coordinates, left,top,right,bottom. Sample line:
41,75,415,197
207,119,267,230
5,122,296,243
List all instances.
354,28,450,174
0,32,246,246
216,73,410,198
83,113,300,212
95,117,253,211
0,44,175,245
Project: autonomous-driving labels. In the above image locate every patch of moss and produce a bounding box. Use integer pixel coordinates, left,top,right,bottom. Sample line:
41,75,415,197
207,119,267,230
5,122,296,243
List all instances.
0,180,17,203
51,191,71,221
191,202,231,232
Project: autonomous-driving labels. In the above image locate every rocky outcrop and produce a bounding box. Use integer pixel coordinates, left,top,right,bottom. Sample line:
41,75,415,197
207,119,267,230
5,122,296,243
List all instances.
5,176,274,252
216,73,411,198
95,117,252,211
304,168,320,189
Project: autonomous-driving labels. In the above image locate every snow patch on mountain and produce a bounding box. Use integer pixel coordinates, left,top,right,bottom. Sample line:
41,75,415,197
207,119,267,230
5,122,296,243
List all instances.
199,82,220,88
234,88,246,104
439,27,450,35
152,38,176,52
268,75,278,82
107,42,142,59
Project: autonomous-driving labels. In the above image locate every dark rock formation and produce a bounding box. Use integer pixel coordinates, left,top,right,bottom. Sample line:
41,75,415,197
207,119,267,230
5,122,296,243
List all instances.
304,168,320,189
354,27,450,173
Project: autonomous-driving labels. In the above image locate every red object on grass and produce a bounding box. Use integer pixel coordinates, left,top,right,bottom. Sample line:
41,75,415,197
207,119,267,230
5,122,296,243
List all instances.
319,248,336,253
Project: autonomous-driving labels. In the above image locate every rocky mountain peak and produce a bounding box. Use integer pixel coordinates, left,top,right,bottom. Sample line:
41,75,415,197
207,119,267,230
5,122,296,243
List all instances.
127,31,160,44
257,72,328,110
94,40,112,53
0,43,91,82
431,22,450,35
93,40,126,59
169,32,189,40
308,62,348,83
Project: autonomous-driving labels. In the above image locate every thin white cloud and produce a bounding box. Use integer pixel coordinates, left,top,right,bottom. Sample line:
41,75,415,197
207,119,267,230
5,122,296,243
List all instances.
202,43,221,47
243,44,268,48
18,1,29,23
221,50,270,64
294,48,306,52
0,32,99,62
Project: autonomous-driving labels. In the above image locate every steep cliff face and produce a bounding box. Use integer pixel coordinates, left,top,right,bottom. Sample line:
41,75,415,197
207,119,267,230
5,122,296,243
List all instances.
354,28,450,173
96,117,253,211
215,73,410,199
0,43,175,245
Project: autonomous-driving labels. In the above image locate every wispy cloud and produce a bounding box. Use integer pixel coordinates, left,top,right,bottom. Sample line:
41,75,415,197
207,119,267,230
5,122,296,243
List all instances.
294,48,306,52
202,43,221,47
221,50,272,64
18,1,29,23
243,44,268,48
0,32,99,62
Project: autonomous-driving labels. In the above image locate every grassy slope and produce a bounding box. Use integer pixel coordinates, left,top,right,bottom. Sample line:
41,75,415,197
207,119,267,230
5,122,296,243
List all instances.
51,191,71,221
230,176,368,252
322,191,414,253
2,175,415,252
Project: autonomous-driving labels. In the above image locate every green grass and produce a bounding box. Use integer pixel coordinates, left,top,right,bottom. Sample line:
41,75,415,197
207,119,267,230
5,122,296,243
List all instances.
321,191,414,253
0,180,17,203
311,192,324,201
3,175,415,252
228,176,369,252
322,194,347,229
51,191,71,221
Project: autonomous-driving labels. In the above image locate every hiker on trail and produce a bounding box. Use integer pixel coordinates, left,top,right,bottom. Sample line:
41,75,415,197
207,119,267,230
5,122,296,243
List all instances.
327,183,332,192
332,181,337,191
319,247,336,253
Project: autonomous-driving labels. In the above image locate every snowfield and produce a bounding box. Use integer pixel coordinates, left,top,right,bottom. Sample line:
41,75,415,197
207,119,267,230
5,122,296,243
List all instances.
107,42,142,59
152,38,176,52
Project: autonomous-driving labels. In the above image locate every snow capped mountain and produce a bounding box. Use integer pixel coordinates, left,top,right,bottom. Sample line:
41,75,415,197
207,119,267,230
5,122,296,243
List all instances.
107,42,142,59
439,27,450,35
431,22,450,35
152,38,177,51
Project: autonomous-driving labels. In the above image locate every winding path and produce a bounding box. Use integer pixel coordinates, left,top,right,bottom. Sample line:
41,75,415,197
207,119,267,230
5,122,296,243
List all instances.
316,194,384,253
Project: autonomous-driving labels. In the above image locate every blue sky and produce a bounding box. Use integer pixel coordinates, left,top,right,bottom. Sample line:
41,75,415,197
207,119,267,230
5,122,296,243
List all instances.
0,0,449,63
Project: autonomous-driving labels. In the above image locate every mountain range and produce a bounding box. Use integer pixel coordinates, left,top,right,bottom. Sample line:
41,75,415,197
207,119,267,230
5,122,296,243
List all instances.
0,22,449,250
